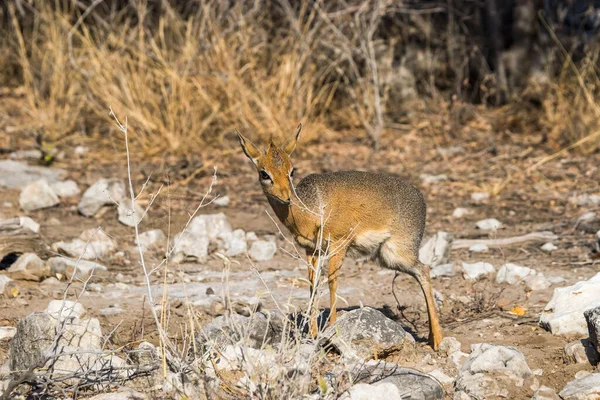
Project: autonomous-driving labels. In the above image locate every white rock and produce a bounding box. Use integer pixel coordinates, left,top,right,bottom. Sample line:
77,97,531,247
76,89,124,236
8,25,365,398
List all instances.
533,385,560,400
214,195,230,206
246,231,258,242
172,213,233,262
0,276,14,295
74,146,88,155
540,272,600,335
249,240,277,261
78,178,125,217
117,201,145,227
0,327,16,341
475,218,502,230
449,351,469,368
563,340,598,365
52,229,116,261
49,180,80,198
45,300,86,320
19,180,60,211
471,192,490,202
0,160,65,189
559,373,600,400
86,389,147,400
10,149,42,160
136,229,166,251
468,243,489,253
172,231,209,262
430,263,455,279
341,382,403,400
462,262,495,280
100,307,125,316
541,242,558,252
420,174,448,184
419,232,452,267
496,263,536,285
452,207,472,218
455,344,533,399
526,273,551,291
548,276,567,285
429,369,455,385
7,253,50,281
19,216,40,233
577,212,597,223
439,336,462,356
223,229,247,257
570,194,600,206
47,257,107,279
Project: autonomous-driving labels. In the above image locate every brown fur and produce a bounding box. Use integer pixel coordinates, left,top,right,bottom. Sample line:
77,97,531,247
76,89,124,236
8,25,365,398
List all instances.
237,126,443,350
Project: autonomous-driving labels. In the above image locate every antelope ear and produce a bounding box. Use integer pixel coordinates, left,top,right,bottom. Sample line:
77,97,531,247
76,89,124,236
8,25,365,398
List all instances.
283,123,302,155
237,130,262,165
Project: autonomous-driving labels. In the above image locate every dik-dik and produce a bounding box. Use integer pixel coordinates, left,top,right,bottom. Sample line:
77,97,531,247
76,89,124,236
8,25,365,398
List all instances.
237,125,443,350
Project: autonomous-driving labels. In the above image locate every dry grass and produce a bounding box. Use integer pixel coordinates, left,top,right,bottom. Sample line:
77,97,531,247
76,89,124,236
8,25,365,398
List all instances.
1,0,600,155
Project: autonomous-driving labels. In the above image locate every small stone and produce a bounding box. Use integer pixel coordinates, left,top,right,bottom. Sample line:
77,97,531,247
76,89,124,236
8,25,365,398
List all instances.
419,232,452,267
420,174,448,184
462,262,495,280
45,300,86,320
18,217,40,233
475,218,502,230
78,178,125,217
468,243,489,253
564,339,599,365
428,369,454,385
541,242,558,252
214,195,230,206
223,229,247,257
533,385,560,400
246,231,258,242
438,336,462,356
0,160,65,189
430,263,455,279
570,194,600,206
133,341,159,367
172,213,232,262
0,276,18,298
52,229,116,261
74,146,88,155
452,207,472,218
547,276,567,285
0,327,16,341
47,257,107,280
341,382,403,400
449,351,469,368
559,373,600,400
100,307,125,316
86,389,147,400
19,180,60,211
118,201,145,227
136,229,166,251
49,180,80,198
577,212,597,223
496,263,536,285
525,273,551,291
471,192,490,202
41,277,61,286
10,149,42,160
249,240,277,261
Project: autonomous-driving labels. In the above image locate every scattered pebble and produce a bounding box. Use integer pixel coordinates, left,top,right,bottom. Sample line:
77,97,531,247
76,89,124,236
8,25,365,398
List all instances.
214,195,230,206
420,174,448,184
475,218,502,230
452,207,472,218
462,262,495,280
496,263,536,285
430,264,455,279
541,242,558,252
469,243,489,253
50,180,80,198
249,240,277,261
471,192,490,203
19,180,60,211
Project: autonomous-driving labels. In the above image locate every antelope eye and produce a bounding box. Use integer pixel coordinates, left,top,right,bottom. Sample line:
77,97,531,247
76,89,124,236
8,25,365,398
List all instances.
290,168,296,177
259,169,271,181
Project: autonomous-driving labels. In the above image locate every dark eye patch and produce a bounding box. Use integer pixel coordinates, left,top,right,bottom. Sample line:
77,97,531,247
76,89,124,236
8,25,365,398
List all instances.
259,169,271,181
290,167,296,177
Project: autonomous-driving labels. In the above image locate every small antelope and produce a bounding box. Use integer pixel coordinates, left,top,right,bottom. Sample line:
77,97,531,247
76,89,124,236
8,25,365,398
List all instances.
237,125,443,349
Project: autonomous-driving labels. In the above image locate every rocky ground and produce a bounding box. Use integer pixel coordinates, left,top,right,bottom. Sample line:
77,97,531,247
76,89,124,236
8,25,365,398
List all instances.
0,121,600,399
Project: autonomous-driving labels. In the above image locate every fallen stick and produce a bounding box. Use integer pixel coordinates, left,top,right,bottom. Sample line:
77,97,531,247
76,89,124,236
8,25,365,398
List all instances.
452,231,558,250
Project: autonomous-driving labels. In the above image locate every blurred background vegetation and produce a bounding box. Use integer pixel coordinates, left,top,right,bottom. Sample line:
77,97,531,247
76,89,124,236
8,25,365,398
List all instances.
1,0,599,155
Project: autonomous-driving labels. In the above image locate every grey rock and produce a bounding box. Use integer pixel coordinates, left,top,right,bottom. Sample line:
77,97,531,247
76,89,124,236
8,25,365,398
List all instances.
7,253,50,281
462,262,495,280
246,231,258,242
19,180,60,211
341,382,403,400
214,195,230,206
136,229,166,251
9,312,102,373
559,373,600,400
430,263,455,279
468,243,489,253
350,360,444,400
50,180,80,198
118,201,145,227
52,228,116,261
324,307,415,361
198,311,283,350
438,336,462,357
532,386,560,400
249,240,277,261
172,213,232,262
452,207,472,218
419,232,452,267
18,216,40,233
0,160,65,189
471,192,490,202
540,272,600,335
585,306,600,353
428,369,455,385
78,178,125,217
133,341,160,368
570,194,600,206
222,229,247,257
455,343,533,399
525,273,552,291
47,256,107,280
45,300,86,320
